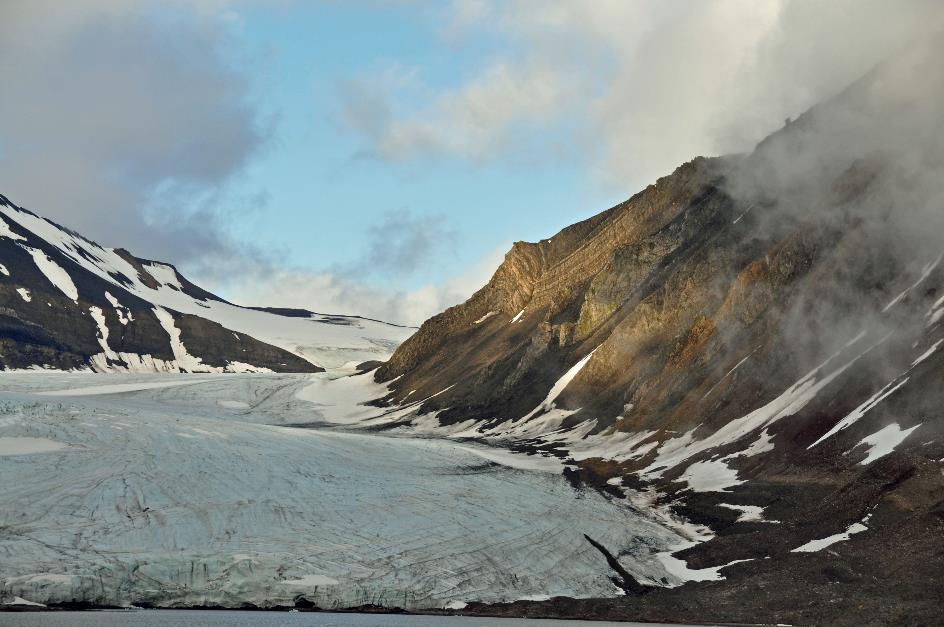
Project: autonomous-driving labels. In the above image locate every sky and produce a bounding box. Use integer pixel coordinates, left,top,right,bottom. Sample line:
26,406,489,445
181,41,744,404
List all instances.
1,0,942,325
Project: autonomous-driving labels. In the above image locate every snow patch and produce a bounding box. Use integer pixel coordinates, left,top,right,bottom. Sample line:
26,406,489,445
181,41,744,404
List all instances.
85,307,260,373
0,215,26,241
563,428,660,463
518,349,597,423
718,503,777,523
89,352,178,374
153,306,209,373
473,311,497,324
809,377,910,448
452,443,564,473
740,429,775,457
927,294,944,326
701,348,758,400
912,339,943,368
791,520,869,553
224,361,272,374
16,287,31,302
105,291,133,325
644,336,884,480
89,306,119,362
655,543,753,583
0,263,9,276
883,251,944,312
678,458,744,492
142,262,183,289
732,203,755,225
511,309,525,323
852,422,921,465
24,246,79,302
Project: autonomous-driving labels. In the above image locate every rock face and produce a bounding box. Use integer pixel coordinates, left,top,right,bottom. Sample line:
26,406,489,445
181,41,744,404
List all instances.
372,39,944,623
376,156,736,421
0,196,414,372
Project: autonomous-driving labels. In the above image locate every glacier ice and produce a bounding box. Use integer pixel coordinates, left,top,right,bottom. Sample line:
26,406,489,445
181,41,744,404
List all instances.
0,371,689,609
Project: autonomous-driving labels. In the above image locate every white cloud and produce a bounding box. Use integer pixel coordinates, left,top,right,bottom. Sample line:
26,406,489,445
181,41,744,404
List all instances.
441,0,491,40
217,244,508,326
341,60,570,162
342,0,944,191
0,0,267,263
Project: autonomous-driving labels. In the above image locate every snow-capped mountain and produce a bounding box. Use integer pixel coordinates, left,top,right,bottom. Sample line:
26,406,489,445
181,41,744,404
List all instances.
0,195,414,373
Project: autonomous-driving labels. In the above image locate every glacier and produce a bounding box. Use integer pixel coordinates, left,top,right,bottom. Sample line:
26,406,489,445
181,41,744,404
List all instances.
0,371,690,610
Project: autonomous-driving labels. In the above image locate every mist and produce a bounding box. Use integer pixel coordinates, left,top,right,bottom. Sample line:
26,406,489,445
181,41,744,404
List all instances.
721,32,944,373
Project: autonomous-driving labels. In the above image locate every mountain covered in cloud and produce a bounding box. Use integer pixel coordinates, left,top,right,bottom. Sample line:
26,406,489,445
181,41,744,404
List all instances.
0,194,414,373
352,36,944,623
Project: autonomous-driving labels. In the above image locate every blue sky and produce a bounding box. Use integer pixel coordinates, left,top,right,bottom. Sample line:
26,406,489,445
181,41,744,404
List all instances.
225,2,620,292
2,0,936,324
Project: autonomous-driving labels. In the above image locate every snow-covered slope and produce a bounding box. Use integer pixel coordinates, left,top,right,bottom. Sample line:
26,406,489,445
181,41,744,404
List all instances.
0,194,414,372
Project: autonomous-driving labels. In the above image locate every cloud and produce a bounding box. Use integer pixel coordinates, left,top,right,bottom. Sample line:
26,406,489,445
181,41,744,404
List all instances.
340,0,944,191
338,59,572,162
219,244,508,326
323,0,944,329
0,0,268,264
359,209,458,276
714,31,944,372
0,0,482,327
6,0,943,332
440,0,491,41
202,207,473,326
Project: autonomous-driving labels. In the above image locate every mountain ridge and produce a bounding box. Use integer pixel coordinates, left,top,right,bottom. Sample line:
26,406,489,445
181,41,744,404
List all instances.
0,193,414,372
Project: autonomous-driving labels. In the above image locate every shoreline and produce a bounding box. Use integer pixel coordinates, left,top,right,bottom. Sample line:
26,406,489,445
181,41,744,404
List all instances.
0,602,730,627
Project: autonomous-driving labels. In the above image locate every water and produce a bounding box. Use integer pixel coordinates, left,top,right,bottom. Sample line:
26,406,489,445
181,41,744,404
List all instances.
0,610,683,626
